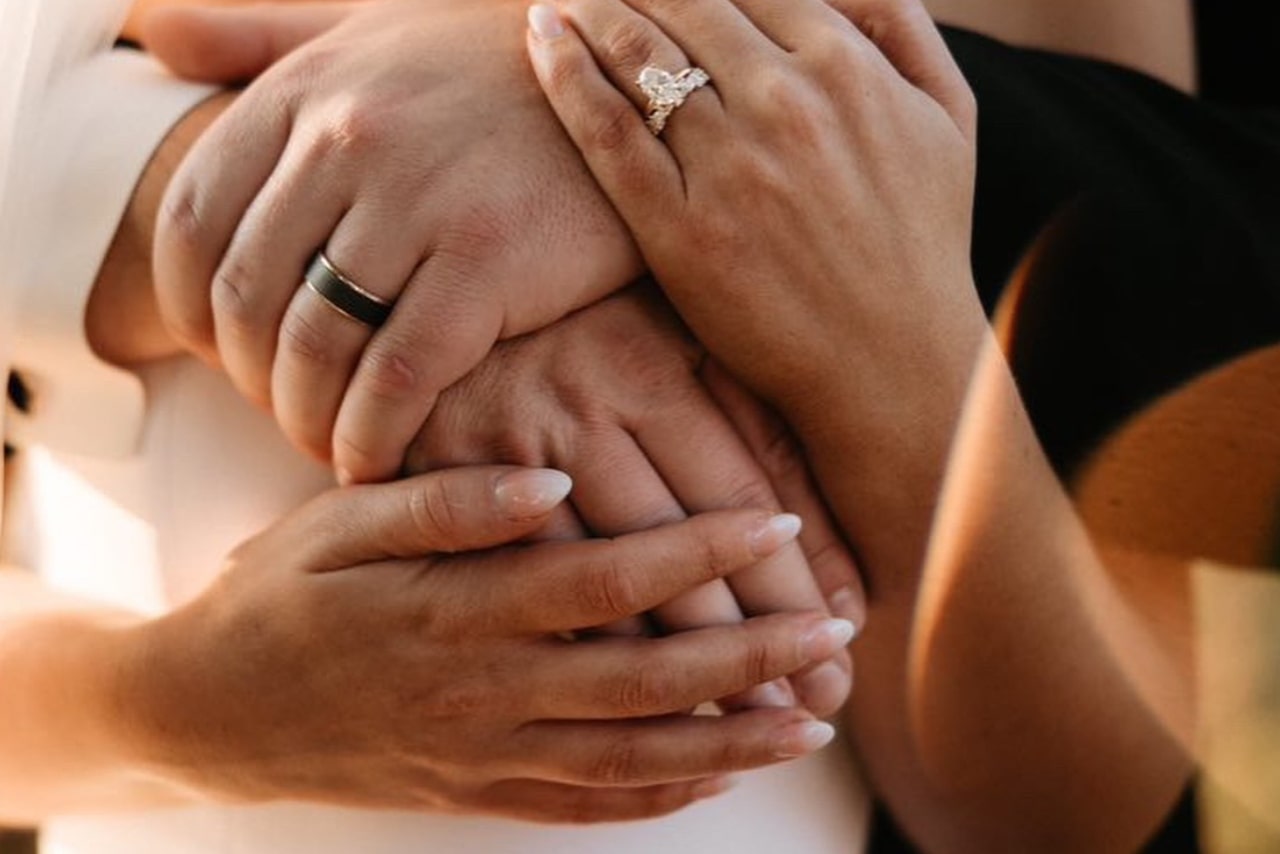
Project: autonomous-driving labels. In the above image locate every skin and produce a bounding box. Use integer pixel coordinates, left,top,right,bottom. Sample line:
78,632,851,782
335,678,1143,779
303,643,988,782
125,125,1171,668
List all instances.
136,0,864,712
523,0,1195,850
1,466,854,823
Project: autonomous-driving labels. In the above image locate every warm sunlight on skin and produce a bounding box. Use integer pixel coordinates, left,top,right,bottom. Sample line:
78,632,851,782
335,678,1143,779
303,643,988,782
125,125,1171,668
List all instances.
1195,561,1280,852
909,225,1280,822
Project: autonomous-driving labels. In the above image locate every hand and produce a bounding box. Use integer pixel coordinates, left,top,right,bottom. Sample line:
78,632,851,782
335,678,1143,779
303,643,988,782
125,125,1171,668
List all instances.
523,0,979,419
121,467,854,821
407,286,866,715
150,0,643,484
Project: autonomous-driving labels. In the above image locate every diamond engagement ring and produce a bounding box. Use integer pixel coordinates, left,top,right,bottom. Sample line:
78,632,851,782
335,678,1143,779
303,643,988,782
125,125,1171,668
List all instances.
637,66,711,136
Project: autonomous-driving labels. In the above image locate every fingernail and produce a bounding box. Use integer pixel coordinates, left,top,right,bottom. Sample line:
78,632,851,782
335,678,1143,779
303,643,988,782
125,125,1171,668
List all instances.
827,587,865,637
494,469,573,519
749,513,802,557
691,776,736,800
528,4,565,39
743,679,794,709
801,618,855,659
774,720,836,758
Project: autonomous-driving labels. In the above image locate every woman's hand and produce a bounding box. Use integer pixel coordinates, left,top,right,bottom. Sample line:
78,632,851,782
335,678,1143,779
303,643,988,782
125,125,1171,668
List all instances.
523,0,979,421
150,0,644,484
408,286,865,715
119,467,853,821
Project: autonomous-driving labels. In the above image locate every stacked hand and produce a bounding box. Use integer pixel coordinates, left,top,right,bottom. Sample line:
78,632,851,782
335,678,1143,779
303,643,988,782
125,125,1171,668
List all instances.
524,0,980,418
142,0,865,717
125,467,853,821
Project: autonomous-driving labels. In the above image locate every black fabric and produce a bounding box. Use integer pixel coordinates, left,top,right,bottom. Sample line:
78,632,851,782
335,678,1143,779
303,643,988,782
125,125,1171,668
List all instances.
863,27,1280,853
1195,1,1280,108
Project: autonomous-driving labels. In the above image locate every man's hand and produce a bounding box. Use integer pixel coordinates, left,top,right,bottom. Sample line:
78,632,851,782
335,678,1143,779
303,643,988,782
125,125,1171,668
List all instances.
148,0,643,484
409,286,866,715
123,468,853,821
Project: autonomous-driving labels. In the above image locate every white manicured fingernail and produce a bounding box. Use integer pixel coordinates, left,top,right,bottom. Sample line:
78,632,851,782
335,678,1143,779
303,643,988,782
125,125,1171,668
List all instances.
827,587,865,636
745,679,794,708
749,513,802,557
528,4,565,39
801,619,855,659
495,469,573,519
774,720,836,758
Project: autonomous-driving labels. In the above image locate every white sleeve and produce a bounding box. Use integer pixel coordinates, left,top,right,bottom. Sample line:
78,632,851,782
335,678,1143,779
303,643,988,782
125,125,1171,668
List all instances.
0,0,215,460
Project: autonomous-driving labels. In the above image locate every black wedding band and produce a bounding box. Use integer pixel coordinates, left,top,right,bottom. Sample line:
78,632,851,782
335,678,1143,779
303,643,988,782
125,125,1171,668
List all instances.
304,251,395,328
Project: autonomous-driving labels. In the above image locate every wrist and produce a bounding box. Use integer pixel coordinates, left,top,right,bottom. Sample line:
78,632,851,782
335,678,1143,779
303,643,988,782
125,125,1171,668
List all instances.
0,611,191,819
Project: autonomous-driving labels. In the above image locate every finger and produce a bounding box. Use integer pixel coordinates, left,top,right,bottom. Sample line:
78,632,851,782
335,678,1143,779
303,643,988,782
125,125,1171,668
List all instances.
700,359,866,628
141,3,360,84
271,206,426,461
154,89,292,364
529,612,856,718
565,0,776,80
327,252,503,483
209,141,348,409
278,467,574,570
513,708,835,786
634,390,853,714
567,434,746,631
712,0,857,52
474,776,732,824
824,0,977,138
526,6,682,229
550,0,727,156
469,507,802,635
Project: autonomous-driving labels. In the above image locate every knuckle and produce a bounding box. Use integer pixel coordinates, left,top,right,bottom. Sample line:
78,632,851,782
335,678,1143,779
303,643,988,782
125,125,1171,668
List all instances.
311,100,393,159
209,258,265,337
441,204,512,264
718,477,778,513
600,19,661,74
407,478,464,545
586,103,640,157
611,662,673,715
587,733,642,785
359,340,422,402
580,553,642,620
740,631,779,686
278,306,337,368
756,426,809,487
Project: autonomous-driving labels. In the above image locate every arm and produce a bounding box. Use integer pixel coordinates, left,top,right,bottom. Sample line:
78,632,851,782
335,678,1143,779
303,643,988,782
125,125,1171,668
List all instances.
2,469,848,824
525,0,1193,848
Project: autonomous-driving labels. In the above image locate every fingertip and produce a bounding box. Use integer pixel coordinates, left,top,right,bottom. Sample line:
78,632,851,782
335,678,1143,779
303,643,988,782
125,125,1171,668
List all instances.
527,3,566,41
494,468,574,520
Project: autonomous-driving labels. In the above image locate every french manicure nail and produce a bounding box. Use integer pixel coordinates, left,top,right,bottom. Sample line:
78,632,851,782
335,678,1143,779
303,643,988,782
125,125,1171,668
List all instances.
801,618,855,659
745,679,794,709
749,513,802,557
528,4,565,39
494,469,573,519
774,720,836,758
827,587,864,636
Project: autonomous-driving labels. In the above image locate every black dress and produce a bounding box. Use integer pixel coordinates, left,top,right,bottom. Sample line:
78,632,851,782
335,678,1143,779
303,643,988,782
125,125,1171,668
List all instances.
869,26,1280,853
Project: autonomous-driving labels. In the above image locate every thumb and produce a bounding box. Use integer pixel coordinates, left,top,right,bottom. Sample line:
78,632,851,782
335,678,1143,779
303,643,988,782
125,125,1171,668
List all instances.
141,2,360,84
280,467,575,571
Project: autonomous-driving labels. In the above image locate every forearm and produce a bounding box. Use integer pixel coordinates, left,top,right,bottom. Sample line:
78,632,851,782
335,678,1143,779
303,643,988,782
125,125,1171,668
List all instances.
0,570,194,823
784,303,1193,852
85,91,234,368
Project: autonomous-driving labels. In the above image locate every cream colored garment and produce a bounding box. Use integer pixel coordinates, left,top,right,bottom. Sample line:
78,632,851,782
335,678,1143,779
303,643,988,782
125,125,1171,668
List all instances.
0,2,870,850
